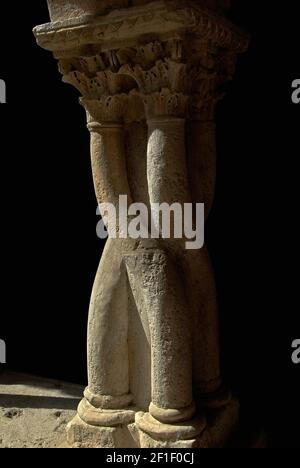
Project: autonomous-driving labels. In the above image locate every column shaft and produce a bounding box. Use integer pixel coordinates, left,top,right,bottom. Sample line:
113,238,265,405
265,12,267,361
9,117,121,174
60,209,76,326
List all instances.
86,122,132,407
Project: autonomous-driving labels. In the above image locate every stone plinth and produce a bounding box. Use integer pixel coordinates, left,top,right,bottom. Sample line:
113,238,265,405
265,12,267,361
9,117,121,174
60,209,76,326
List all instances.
34,0,249,448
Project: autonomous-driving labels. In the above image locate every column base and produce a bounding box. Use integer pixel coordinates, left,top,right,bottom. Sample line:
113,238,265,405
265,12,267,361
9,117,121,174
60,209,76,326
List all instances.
135,411,206,448
66,398,241,448
66,414,138,448
135,399,239,448
66,397,138,448
77,398,136,427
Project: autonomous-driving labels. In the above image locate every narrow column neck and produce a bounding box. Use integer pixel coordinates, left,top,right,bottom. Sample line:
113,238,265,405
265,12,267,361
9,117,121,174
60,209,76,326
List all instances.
87,122,123,132
147,117,185,125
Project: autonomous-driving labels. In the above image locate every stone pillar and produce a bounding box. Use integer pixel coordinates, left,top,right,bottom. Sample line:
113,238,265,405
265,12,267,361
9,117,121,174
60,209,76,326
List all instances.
78,96,135,428
34,0,249,448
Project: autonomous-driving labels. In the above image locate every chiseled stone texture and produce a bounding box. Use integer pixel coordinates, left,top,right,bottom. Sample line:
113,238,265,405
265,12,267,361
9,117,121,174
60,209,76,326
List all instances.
47,0,231,23
67,414,137,448
47,0,127,22
34,0,249,448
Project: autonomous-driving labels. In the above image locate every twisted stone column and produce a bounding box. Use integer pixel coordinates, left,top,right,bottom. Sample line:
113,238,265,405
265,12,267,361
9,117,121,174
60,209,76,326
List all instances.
34,0,248,448
78,96,135,427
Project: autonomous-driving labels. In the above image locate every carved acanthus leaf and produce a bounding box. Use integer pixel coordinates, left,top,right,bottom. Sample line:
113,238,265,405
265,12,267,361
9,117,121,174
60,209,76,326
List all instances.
63,70,129,97
143,89,189,119
81,95,128,124
116,42,165,69
120,59,213,94
81,90,145,124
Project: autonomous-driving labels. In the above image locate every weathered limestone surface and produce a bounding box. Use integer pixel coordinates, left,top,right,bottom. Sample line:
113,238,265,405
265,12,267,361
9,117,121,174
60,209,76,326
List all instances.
34,0,249,448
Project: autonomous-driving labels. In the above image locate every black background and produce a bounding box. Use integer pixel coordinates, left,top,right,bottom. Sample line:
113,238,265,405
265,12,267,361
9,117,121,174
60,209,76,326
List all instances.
0,1,299,448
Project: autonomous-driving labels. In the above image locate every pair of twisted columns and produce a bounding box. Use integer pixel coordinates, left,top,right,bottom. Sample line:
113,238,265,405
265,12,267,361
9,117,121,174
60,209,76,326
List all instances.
35,0,248,448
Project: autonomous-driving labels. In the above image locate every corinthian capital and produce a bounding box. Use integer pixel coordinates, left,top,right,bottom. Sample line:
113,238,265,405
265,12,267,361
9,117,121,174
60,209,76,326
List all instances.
81,90,145,125
143,89,189,120
81,95,128,126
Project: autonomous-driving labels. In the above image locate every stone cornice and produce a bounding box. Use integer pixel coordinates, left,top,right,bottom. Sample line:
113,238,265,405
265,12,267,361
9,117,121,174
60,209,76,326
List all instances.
34,0,249,55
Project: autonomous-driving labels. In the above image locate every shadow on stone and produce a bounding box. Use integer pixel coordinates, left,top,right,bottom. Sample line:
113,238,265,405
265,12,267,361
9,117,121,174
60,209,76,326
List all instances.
0,394,81,411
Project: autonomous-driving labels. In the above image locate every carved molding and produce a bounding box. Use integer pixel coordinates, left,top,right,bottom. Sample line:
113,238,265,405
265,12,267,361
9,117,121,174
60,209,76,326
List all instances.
55,32,239,122
34,1,249,54
35,3,248,123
